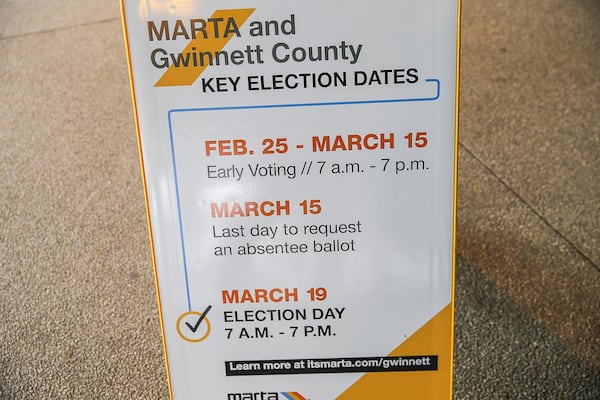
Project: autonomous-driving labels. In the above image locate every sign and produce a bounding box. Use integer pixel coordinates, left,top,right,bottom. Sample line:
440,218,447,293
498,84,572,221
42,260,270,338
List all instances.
121,1,460,399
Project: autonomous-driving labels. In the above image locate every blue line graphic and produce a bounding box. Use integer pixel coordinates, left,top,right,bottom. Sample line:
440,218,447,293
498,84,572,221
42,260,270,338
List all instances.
167,116,193,312
167,78,441,311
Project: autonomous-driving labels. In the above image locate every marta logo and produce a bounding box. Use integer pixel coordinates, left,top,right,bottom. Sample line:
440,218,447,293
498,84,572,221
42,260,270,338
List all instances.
226,392,307,400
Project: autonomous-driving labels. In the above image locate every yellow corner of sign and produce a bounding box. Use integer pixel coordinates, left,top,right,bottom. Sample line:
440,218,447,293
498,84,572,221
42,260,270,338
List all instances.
337,304,454,400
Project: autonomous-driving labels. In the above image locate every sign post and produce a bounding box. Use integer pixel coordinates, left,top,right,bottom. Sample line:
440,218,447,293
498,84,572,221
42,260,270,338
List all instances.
121,1,460,398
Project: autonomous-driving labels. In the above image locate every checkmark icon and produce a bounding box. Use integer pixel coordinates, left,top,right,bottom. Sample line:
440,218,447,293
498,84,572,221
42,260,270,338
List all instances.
185,305,212,333
176,308,213,343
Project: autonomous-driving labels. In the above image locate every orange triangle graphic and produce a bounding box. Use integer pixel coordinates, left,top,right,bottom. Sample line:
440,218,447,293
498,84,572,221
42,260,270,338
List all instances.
337,304,454,400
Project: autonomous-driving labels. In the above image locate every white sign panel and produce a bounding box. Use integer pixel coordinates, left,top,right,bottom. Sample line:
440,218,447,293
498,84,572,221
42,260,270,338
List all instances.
121,1,460,399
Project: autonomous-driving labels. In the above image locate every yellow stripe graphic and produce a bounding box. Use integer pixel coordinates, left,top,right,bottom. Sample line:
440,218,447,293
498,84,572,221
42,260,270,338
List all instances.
155,8,255,87
337,304,454,399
